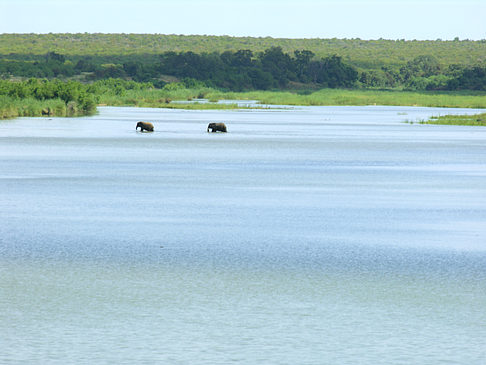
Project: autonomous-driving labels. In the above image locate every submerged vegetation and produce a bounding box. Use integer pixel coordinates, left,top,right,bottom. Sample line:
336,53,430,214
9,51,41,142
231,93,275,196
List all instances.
424,113,486,126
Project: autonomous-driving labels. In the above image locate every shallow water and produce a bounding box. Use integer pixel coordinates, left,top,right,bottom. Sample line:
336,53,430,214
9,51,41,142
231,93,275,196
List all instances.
1,106,486,364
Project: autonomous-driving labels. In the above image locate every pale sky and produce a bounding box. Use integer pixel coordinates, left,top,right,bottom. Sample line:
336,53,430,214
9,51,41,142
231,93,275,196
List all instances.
1,0,485,40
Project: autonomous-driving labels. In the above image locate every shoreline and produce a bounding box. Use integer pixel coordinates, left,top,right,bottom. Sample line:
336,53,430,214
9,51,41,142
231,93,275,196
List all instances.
2,87,486,126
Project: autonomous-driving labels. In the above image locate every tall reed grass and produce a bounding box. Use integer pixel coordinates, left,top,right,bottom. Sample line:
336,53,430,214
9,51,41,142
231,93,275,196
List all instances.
98,88,486,110
0,96,83,119
206,89,486,108
98,87,214,107
4,85,486,120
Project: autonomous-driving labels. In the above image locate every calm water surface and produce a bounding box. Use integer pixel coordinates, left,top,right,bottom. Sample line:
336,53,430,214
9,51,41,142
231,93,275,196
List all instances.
1,106,486,364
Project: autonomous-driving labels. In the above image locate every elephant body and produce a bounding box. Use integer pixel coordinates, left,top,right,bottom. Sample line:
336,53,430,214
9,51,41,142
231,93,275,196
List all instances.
136,121,154,132
207,122,227,133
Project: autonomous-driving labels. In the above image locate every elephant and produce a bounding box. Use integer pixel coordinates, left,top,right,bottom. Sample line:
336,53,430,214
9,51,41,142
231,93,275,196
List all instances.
41,108,52,116
207,122,227,133
136,121,154,132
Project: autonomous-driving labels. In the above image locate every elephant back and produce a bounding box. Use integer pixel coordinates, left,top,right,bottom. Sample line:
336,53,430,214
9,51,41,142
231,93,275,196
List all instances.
136,121,154,132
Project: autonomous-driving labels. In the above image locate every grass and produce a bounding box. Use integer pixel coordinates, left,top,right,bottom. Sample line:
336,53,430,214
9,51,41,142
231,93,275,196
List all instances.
0,96,79,119
424,113,486,126
98,87,486,110
206,89,486,108
97,87,214,107
3,86,486,119
137,102,274,110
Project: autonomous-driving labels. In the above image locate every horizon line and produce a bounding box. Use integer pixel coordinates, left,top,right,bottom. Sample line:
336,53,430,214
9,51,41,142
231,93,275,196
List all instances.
1,32,484,42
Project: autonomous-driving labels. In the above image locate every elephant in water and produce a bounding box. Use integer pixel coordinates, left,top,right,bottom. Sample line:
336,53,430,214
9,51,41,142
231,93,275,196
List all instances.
136,121,154,132
207,122,227,133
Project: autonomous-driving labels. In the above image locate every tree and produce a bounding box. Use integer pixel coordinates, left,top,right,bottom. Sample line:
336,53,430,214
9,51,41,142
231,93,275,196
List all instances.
309,55,358,88
448,65,486,90
258,46,296,87
400,55,441,81
45,51,66,64
294,50,314,82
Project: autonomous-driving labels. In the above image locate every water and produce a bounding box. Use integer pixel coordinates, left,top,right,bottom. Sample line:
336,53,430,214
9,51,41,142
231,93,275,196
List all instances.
1,106,486,364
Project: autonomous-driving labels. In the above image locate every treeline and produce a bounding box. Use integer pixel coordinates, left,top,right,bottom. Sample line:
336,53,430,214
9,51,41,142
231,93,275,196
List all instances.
3,33,486,91
1,48,358,90
359,55,486,91
2,48,486,91
154,48,357,89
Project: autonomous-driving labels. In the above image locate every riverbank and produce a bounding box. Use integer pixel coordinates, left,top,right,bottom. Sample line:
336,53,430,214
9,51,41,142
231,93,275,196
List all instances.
0,79,98,119
2,78,486,120
0,96,95,119
100,88,486,109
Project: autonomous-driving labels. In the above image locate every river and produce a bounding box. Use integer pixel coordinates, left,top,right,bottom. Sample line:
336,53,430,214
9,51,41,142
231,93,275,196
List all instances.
1,105,485,364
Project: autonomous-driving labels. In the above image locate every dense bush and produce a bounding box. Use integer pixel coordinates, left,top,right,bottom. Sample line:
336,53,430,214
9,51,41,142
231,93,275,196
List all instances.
2,34,485,69
1,45,485,91
447,66,486,91
0,47,359,91
0,78,98,115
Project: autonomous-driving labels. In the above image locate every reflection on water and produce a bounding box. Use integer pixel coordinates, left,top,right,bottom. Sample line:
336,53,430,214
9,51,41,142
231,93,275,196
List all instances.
1,106,486,364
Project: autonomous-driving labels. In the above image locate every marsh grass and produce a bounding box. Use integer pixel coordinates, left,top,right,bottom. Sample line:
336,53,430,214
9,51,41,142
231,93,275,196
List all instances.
425,113,486,126
207,89,486,108
144,102,254,110
4,85,486,118
0,96,70,119
99,88,486,110
98,87,214,107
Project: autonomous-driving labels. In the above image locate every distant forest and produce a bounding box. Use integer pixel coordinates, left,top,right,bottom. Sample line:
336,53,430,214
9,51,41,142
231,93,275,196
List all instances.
1,34,486,91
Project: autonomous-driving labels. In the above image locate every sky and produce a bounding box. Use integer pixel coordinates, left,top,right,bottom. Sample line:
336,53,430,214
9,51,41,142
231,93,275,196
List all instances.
1,0,485,40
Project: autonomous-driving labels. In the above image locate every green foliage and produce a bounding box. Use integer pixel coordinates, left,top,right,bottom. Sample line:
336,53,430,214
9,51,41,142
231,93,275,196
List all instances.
405,74,452,91
2,33,486,91
205,88,486,108
92,83,486,110
0,95,67,119
1,34,485,69
0,78,98,118
447,66,486,90
400,55,442,81
3,76,486,119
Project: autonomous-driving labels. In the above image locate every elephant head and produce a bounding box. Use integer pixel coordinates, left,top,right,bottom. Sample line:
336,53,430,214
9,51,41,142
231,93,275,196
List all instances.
207,122,227,133
136,121,154,132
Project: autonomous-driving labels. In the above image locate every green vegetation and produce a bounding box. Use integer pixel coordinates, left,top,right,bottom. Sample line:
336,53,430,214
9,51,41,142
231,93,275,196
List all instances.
3,78,486,119
0,78,97,118
0,96,67,119
96,85,486,109
1,48,358,91
1,34,486,92
206,89,486,108
1,34,485,68
2,33,486,118
144,103,275,110
424,113,486,126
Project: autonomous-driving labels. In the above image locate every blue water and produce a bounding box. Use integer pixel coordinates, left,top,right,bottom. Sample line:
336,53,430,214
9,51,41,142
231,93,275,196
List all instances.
1,106,486,364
